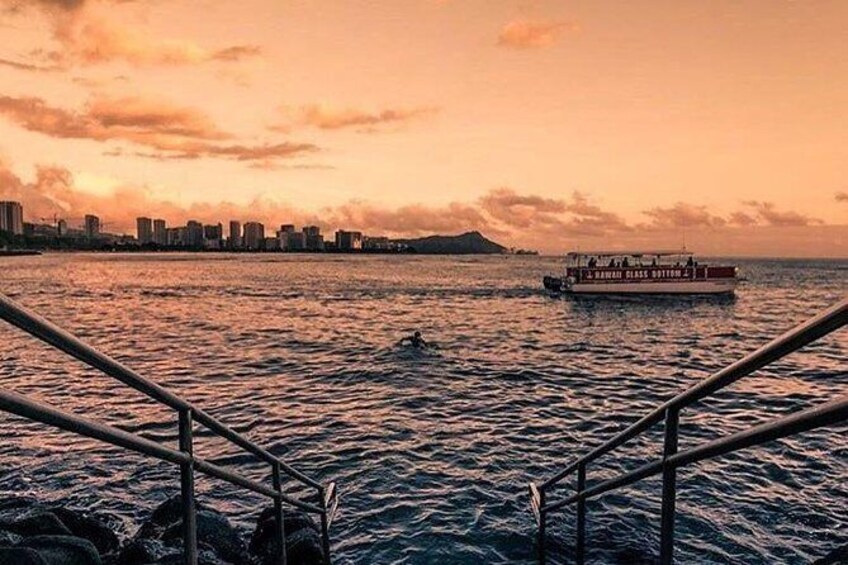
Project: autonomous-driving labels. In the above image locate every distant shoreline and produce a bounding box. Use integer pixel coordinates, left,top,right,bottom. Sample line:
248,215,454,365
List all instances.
3,250,846,260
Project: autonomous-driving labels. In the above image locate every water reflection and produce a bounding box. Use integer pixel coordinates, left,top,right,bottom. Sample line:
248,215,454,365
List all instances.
0,254,845,564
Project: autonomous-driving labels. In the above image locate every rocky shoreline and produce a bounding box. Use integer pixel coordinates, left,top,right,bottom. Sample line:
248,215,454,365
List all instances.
0,496,325,565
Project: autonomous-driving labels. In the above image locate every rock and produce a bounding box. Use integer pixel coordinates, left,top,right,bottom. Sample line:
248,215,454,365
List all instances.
117,538,178,565
3,512,73,537
248,507,324,565
21,535,101,565
46,508,120,556
125,496,246,565
117,537,231,565
0,499,119,559
0,547,47,565
0,529,22,546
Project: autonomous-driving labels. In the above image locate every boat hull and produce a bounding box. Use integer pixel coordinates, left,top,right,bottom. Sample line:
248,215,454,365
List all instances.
563,281,736,294
542,276,737,295
566,280,737,295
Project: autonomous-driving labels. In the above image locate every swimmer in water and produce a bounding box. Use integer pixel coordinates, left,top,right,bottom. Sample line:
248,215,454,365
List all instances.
398,331,428,349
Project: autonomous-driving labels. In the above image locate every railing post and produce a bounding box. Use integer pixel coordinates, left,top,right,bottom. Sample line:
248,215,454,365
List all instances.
660,407,680,565
537,487,546,565
576,463,586,565
178,409,198,565
272,462,287,565
320,487,332,565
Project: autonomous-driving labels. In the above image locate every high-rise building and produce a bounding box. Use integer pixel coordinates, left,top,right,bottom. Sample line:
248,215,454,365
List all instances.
277,224,296,250
286,231,305,251
136,217,153,244
204,223,223,240
153,219,167,245
84,214,100,238
167,227,187,247
243,222,265,250
229,220,242,249
57,219,68,237
0,201,24,235
335,230,363,251
186,221,204,247
303,225,324,251
203,223,224,249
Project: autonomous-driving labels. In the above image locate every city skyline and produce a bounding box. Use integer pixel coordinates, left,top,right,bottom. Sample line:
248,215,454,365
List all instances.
0,1,846,256
1,199,390,252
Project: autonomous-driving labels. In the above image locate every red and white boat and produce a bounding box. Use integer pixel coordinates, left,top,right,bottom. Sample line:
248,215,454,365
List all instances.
543,250,738,295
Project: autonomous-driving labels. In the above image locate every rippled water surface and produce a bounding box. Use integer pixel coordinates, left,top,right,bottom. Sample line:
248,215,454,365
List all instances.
0,253,845,564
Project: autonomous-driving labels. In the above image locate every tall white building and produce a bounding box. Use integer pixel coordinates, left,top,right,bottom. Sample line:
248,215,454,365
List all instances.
229,220,242,249
84,214,100,238
136,217,153,244
243,222,265,250
153,219,167,245
0,201,24,235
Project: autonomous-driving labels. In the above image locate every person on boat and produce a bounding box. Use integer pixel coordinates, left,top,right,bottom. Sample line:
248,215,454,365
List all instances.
399,331,428,348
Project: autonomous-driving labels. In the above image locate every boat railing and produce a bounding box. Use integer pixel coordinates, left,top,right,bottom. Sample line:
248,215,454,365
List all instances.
528,297,847,564
0,292,340,565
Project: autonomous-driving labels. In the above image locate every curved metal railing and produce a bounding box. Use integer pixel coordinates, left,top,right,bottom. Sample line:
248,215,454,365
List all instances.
529,297,847,564
0,293,340,565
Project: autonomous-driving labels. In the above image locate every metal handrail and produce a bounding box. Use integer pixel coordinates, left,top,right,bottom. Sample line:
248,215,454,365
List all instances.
0,293,340,565
529,297,847,564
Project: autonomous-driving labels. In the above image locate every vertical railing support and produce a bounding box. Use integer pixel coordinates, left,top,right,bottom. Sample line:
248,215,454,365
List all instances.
660,407,680,565
576,463,587,565
272,462,287,565
178,409,198,565
320,487,332,565
537,487,546,565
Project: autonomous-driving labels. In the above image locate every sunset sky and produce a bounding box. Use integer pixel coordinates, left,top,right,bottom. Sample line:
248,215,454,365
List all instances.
0,0,846,255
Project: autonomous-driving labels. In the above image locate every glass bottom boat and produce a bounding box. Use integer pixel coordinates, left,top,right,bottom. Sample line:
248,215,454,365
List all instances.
543,250,738,295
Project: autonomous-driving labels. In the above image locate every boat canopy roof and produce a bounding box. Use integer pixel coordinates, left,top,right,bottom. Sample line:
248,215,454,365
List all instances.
566,249,693,258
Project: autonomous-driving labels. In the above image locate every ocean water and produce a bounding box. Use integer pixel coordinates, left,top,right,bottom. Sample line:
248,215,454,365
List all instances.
0,253,845,564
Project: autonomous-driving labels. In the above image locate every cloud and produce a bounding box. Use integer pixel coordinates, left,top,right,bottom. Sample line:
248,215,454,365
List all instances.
1,0,261,68
643,202,727,229
0,57,62,72
0,162,494,236
497,19,577,49
325,201,493,237
478,187,565,226
742,200,821,227
0,94,318,162
478,188,628,236
2,163,845,256
836,191,848,203
728,211,757,226
210,45,262,62
273,105,438,133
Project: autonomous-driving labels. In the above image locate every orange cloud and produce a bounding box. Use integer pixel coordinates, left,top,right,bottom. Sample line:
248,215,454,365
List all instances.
728,211,757,226
324,201,493,237
0,162,491,236
0,94,318,162
273,105,438,133
497,19,577,49
2,0,260,68
643,202,727,229
0,57,62,72
2,163,844,256
836,191,848,203
478,188,629,236
742,200,821,227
